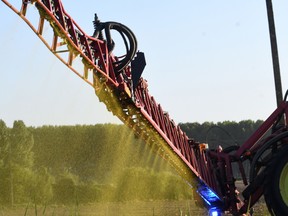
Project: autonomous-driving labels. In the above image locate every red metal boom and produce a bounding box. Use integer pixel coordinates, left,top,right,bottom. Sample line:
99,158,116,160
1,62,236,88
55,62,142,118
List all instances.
2,0,288,215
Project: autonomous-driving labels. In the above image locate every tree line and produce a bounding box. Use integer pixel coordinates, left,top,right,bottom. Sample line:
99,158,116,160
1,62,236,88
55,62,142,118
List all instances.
0,119,263,206
179,120,263,149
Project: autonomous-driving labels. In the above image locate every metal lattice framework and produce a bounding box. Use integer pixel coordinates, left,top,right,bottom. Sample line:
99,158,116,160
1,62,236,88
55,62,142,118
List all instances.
3,1,288,215
1,0,214,192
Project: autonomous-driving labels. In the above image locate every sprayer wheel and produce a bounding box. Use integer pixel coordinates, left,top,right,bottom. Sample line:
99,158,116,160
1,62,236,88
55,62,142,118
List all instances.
264,144,288,216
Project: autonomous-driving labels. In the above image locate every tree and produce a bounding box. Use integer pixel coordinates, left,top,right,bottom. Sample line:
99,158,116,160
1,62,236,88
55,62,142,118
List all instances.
0,120,9,204
0,120,9,167
32,167,54,204
53,171,78,205
0,120,35,205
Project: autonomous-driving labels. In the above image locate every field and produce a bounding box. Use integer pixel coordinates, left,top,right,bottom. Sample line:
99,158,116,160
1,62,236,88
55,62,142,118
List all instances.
0,199,272,216
249,199,270,216
0,200,206,216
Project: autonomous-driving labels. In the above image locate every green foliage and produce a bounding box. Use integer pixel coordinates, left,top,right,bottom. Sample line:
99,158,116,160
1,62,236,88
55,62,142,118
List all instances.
179,120,263,149
0,119,264,207
0,120,9,168
75,182,102,203
32,167,54,204
9,120,34,168
53,172,78,205
0,120,35,205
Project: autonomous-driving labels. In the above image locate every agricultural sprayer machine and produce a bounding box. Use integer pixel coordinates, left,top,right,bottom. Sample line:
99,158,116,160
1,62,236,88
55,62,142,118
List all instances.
2,0,288,215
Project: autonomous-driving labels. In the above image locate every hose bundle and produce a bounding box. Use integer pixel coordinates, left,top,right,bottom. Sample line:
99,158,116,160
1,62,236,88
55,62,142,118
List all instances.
92,14,138,73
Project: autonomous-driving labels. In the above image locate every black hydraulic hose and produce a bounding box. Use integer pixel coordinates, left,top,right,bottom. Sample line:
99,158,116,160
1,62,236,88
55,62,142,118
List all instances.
105,22,137,69
249,131,288,183
92,14,137,73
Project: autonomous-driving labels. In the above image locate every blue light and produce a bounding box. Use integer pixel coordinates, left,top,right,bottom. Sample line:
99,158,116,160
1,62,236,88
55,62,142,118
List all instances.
198,191,211,206
196,181,224,215
209,208,220,216
197,183,222,206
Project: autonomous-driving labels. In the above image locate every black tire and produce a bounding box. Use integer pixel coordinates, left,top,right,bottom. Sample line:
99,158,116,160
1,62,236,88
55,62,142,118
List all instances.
264,144,288,216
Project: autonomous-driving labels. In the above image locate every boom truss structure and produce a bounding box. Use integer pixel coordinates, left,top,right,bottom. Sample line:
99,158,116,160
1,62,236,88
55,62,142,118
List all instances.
2,1,288,215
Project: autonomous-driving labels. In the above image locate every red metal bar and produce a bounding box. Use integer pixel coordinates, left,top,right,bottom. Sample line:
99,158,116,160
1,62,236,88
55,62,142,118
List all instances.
158,104,167,135
239,186,264,215
20,0,29,15
235,101,287,158
35,0,120,86
37,17,45,35
42,0,52,11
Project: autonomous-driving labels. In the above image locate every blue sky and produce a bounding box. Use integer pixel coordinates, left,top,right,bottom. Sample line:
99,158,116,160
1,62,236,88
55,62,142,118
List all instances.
1,1,288,127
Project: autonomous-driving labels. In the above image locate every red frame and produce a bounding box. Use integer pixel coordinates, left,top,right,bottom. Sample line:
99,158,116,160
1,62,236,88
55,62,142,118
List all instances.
2,0,288,214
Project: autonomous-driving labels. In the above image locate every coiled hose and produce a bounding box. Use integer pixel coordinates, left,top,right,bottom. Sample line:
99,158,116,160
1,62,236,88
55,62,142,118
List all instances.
92,14,138,73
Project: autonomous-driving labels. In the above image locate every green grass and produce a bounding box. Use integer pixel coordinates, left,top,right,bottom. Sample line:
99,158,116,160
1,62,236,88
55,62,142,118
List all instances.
0,200,205,216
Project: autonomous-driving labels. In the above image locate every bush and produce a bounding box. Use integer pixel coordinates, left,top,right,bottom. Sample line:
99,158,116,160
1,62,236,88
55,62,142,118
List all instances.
75,183,102,203
53,174,77,205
